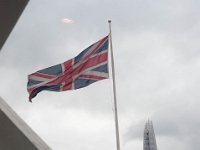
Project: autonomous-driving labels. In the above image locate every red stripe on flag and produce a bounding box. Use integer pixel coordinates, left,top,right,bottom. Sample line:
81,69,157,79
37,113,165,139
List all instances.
63,59,73,71
62,81,73,91
83,36,108,62
72,52,108,76
79,74,107,80
31,72,56,79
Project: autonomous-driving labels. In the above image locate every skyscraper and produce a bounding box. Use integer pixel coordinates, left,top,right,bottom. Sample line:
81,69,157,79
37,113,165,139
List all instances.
143,120,157,150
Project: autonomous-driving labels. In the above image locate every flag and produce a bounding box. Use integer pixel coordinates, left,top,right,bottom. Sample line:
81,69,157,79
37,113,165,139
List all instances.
27,35,109,102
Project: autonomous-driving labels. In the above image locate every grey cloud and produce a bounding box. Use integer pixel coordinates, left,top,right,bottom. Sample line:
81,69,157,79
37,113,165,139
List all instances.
1,0,200,150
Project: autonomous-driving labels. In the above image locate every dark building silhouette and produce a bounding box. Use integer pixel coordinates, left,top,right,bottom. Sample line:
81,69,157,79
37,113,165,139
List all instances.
143,120,157,150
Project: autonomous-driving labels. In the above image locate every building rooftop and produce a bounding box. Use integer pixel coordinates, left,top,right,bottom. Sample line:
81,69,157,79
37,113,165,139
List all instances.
0,0,29,50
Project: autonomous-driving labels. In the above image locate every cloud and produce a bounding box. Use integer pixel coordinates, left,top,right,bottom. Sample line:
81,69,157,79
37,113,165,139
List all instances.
1,0,200,150
62,18,74,24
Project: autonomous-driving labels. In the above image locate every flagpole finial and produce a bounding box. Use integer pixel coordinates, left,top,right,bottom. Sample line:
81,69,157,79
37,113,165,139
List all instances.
108,20,112,23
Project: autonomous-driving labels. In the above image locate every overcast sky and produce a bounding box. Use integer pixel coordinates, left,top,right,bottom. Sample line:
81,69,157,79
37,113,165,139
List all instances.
1,0,200,150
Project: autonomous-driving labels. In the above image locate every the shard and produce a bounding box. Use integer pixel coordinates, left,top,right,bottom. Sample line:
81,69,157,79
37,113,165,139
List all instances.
143,120,157,150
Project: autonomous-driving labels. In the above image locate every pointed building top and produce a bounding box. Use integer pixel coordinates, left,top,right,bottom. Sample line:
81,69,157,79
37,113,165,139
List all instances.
143,120,157,150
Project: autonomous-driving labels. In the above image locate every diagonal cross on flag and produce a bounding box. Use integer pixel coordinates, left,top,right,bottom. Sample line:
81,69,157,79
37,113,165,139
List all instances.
27,35,109,102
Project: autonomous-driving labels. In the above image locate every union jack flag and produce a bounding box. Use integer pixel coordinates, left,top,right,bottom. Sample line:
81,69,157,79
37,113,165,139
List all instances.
27,35,109,102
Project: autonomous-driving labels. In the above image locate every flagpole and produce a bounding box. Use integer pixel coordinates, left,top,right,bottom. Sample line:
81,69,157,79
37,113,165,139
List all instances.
108,20,121,150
